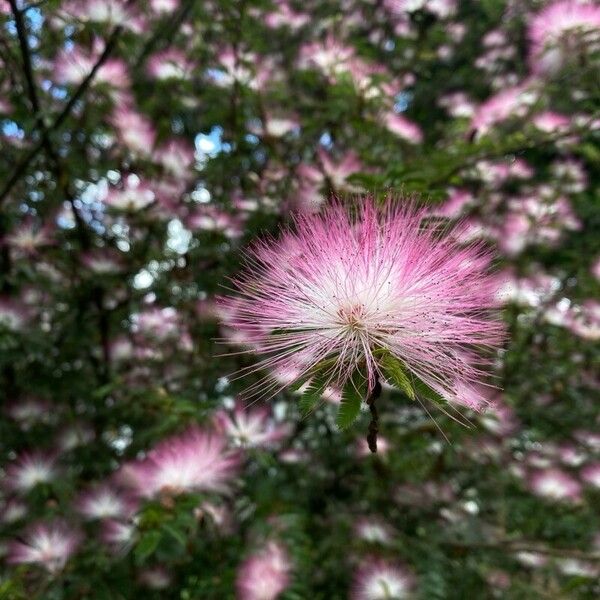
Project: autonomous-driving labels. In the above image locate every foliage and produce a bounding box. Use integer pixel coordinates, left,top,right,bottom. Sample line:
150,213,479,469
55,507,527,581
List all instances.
0,0,599,598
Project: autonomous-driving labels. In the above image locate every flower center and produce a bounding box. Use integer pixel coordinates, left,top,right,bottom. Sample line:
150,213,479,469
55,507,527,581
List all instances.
337,304,367,331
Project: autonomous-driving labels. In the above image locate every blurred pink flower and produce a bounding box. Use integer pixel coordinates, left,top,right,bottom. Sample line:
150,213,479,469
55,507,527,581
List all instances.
80,248,124,275
119,426,241,498
528,0,600,74
532,111,571,133
580,462,600,488
147,48,194,81
61,0,145,32
213,400,292,448
101,518,137,548
354,517,396,545
150,0,179,14
3,216,54,255
7,520,82,573
264,2,309,30
351,558,416,600
103,176,155,211
0,498,27,524
528,468,582,503
138,565,171,589
54,40,129,90
236,541,291,600
382,112,423,143
0,297,31,331
153,138,195,178
298,36,355,81
470,83,538,137
110,104,156,155
4,451,58,493
76,485,138,520
5,396,53,429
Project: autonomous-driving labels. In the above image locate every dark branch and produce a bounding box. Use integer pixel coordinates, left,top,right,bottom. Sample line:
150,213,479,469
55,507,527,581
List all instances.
0,25,123,204
366,379,382,453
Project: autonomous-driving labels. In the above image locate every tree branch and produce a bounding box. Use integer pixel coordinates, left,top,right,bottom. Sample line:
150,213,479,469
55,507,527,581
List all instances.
366,378,382,453
0,24,123,204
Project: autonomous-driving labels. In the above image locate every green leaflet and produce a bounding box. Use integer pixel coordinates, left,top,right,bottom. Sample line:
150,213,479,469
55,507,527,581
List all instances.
134,531,161,563
378,351,416,400
335,370,367,430
297,371,331,416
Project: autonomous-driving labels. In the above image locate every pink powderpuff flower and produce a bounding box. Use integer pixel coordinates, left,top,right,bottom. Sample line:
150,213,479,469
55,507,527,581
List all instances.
317,148,364,191
438,92,475,118
153,138,195,179
528,468,582,503
236,541,291,600
118,426,241,498
354,517,396,545
7,520,82,574
470,82,538,137
514,551,547,569
532,111,571,133
5,396,53,429
76,485,138,520
382,112,424,143
110,104,156,156
263,2,309,30
430,189,475,219
222,198,504,410
147,48,194,81
54,40,129,90
249,113,300,138
0,498,28,524
103,176,156,211
351,558,416,600
138,565,171,589
567,300,600,341
592,257,600,281
186,205,245,239
580,462,600,488
298,36,356,82
101,518,137,549
574,430,600,452
132,306,180,340
195,501,234,534
3,216,54,255
528,0,600,74
4,451,58,493
56,422,95,451
213,400,292,448
80,248,124,275
480,397,520,436
150,0,179,14
0,297,31,331
61,0,145,32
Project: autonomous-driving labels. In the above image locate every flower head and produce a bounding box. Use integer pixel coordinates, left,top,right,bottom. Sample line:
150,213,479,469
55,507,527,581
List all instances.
528,468,582,503
76,485,138,520
580,462,600,488
236,541,291,600
528,0,600,74
213,400,292,448
223,198,503,411
352,558,416,600
7,520,82,573
119,426,241,498
4,451,58,493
